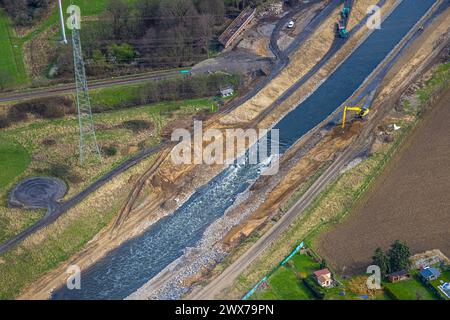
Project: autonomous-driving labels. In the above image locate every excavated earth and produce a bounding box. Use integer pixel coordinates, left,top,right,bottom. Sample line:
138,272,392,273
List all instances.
17,0,408,299
315,78,450,276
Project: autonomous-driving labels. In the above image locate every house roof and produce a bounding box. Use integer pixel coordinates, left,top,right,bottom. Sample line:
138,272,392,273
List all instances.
317,275,330,284
420,267,440,278
314,268,330,278
387,270,409,278
220,86,234,93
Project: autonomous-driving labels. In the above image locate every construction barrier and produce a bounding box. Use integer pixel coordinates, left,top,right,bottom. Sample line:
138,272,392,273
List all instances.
242,241,304,300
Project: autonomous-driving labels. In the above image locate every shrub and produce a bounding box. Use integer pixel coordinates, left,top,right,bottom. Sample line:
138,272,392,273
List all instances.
41,104,66,119
67,173,83,184
107,43,136,63
102,145,118,157
49,164,71,178
0,115,11,128
7,97,75,123
7,106,28,122
122,120,153,133
137,141,146,150
42,138,56,146
303,276,326,299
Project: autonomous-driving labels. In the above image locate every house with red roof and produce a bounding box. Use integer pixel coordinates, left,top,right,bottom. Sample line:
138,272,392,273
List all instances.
314,268,332,288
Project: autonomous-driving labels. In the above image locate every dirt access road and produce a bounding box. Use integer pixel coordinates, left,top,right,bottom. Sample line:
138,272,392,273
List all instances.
316,88,450,275
190,2,450,299
190,142,366,300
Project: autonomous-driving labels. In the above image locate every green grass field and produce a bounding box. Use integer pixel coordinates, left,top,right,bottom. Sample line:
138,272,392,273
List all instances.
0,97,215,198
0,10,27,87
0,138,30,191
384,275,438,300
250,253,320,300
0,97,214,247
20,0,134,43
0,0,139,88
0,94,215,298
430,270,450,300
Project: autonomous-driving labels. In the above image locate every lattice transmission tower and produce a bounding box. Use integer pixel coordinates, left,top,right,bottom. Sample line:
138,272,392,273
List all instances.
59,1,101,166
71,27,101,166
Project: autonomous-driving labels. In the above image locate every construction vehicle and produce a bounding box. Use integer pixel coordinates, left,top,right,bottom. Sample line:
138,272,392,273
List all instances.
337,21,349,38
341,106,370,128
337,0,352,38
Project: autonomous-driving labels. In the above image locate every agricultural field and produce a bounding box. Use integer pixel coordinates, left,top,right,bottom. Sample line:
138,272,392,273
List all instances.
314,70,450,275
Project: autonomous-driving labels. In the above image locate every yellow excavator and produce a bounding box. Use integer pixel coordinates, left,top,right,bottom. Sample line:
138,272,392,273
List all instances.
341,106,370,128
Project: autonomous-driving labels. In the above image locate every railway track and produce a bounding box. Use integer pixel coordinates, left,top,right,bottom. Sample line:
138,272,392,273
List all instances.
0,70,182,104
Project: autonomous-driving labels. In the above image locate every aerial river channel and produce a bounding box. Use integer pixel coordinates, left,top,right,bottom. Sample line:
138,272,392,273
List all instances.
53,0,438,299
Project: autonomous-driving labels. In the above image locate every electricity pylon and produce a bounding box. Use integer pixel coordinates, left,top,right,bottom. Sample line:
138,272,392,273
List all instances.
71,27,101,166
60,1,101,166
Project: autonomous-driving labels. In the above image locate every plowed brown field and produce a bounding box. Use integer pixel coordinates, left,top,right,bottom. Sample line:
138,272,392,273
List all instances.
315,89,450,275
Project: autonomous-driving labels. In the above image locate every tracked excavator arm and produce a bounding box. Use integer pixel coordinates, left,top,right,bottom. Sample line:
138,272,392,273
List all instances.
342,106,370,128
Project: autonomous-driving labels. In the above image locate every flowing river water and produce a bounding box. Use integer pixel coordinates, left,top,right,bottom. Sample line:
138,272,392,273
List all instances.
53,0,438,299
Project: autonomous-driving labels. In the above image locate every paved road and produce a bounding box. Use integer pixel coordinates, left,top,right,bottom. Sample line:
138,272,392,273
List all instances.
0,70,182,104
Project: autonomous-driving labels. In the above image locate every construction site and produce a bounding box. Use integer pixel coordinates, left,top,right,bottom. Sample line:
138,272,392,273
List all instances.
0,0,449,303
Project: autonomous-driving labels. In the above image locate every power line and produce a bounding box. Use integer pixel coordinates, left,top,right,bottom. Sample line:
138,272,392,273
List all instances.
71,28,102,166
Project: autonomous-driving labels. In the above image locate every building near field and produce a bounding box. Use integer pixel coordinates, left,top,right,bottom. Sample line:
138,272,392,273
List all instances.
314,268,332,287
220,86,235,98
420,267,441,281
387,270,410,283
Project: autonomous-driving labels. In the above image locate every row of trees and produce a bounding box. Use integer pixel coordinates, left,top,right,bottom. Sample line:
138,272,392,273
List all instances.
54,0,274,78
55,0,230,78
0,96,74,128
91,72,240,112
0,72,240,128
0,0,275,82
372,240,411,277
0,0,50,26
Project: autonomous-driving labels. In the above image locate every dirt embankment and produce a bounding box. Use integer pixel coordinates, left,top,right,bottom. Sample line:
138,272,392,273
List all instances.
17,1,393,299
112,0,394,256
315,86,450,275
128,1,405,300
196,6,450,300
218,0,401,246
312,9,450,273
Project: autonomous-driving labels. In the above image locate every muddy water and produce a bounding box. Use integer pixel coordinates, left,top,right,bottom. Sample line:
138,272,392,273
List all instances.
53,0,437,300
